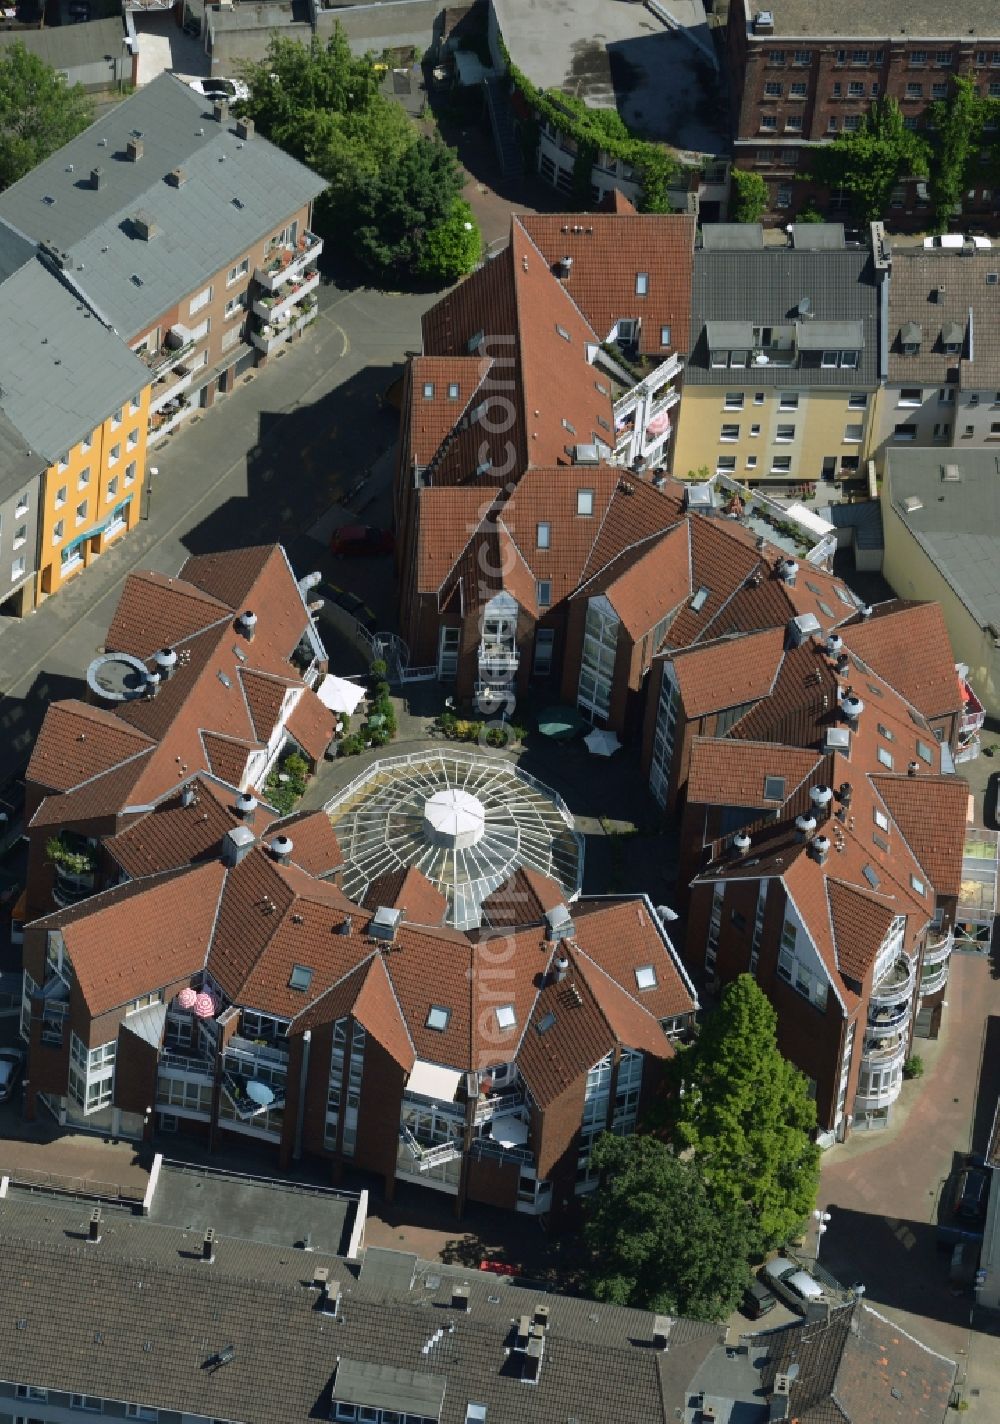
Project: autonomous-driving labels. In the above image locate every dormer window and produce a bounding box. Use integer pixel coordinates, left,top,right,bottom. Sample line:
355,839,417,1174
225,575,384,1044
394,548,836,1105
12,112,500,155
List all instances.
900,321,922,355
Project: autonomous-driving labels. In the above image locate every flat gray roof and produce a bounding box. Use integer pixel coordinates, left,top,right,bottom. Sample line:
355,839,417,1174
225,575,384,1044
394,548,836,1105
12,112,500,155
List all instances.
0,72,325,339
334,1358,447,1416
885,448,1000,631
0,17,126,69
791,223,846,250
739,0,1000,39
0,251,149,463
0,409,44,506
702,223,764,251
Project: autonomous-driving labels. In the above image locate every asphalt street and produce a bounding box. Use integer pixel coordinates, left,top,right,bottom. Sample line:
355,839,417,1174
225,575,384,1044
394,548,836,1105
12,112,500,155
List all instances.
0,275,436,791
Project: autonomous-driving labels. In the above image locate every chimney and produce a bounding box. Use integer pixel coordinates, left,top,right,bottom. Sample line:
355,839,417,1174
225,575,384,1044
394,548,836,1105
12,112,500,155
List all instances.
235,792,257,821
132,210,158,241
312,1266,329,1289
213,100,229,124
809,835,831,866
544,903,575,942
841,687,864,728
794,814,817,843
154,647,177,680
126,137,144,162
202,1227,216,1263
337,915,353,936
88,1207,102,1244
810,785,834,820
652,1315,671,1350
835,653,850,678
144,670,160,698
521,1335,544,1382
221,825,255,867
558,255,573,278
235,117,254,140
733,830,752,857
269,834,294,862
166,167,187,188
236,609,257,641
369,906,402,943
838,781,853,807
908,760,919,776
553,953,570,982
90,166,103,190
321,1278,342,1315
181,783,197,808
532,1304,551,1330
452,1284,471,1313
825,633,843,659
778,559,799,586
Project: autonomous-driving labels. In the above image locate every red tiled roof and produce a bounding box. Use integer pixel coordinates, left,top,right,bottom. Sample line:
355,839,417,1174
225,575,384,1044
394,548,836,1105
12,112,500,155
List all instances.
479,866,567,928
362,866,448,927
406,356,492,466
519,210,696,357
841,601,962,722
827,880,895,982
569,899,696,1022
26,702,154,794
104,571,230,659
685,738,823,809
671,628,786,718
284,689,335,762
178,545,280,611
269,809,344,877
29,753,156,830
870,775,968,899
201,732,256,789
240,670,296,742
592,524,690,641
105,778,275,880
352,954,416,1071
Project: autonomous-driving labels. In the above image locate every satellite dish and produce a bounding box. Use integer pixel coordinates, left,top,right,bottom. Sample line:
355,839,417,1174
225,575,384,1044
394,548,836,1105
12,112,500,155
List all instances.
754,352,770,365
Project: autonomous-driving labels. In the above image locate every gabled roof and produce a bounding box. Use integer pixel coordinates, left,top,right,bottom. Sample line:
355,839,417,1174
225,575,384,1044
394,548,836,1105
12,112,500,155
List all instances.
519,210,696,357
284,688,335,762
669,628,785,718
361,867,448,927
104,777,276,880
870,774,968,900
588,523,689,641
685,738,823,809
840,601,962,723
479,866,566,928
827,880,895,982
27,701,154,794
406,355,493,467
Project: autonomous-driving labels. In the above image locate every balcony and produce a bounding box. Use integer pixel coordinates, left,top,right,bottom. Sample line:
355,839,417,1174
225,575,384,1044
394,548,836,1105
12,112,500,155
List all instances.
866,1003,911,1040
139,330,195,378
51,866,96,909
473,1088,526,1125
398,1122,462,1171
254,231,324,293
478,642,519,673
250,301,318,355
861,1035,907,1074
252,269,320,326
919,962,950,998
854,1074,904,1112
149,362,194,415
148,394,194,446
959,676,985,737
923,928,954,968
870,955,915,1010
226,1033,289,1069
158,1050,213,1081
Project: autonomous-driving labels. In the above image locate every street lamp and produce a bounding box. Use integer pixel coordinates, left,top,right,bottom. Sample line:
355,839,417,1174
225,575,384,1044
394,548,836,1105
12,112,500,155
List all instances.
813,1207,832,1261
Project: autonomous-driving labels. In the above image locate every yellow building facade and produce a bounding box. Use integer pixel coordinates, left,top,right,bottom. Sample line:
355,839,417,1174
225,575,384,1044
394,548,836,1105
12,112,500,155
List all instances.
672,384,875,486
38,386,151,603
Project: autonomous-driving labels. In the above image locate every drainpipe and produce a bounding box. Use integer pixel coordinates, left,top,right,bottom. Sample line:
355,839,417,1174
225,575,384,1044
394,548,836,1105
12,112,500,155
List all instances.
293,1029,311,1161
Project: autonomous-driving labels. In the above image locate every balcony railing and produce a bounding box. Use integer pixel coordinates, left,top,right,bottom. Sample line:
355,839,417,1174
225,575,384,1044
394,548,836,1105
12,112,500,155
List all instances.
866,1003,911,1040
923,928,954,967
254,231,324,293
252,269,320,326
870,955,915,1010
478,643,519,671
861,1036,907,1073
854,1074,904,1112
149,362,194,415
919,962,950,998
398,1123,462,1170
227,1033,289,1068
250,303,318,355
470,1135,535,1166
51,867,96,909
473,1089,526,1124
148,395,194,446
159,1051,214,1080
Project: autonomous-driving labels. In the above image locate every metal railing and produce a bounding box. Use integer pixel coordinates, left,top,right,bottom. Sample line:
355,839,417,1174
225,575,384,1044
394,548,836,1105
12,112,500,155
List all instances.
473,1090,525,1123
919,962,950,997
471,1136,535,1166
159,1050,214,1077
923,928,955,966
870,955,915,1009
398,1123,462,1170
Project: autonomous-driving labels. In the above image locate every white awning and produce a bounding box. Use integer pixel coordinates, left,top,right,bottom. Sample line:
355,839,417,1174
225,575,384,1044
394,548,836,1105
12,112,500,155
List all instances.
784,502,835,539
491,1113,529,1147
406,1060,462,1103
316,673,366,716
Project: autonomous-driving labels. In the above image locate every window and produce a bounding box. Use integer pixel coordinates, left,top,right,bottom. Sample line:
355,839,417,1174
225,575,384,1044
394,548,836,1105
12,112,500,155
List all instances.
906,83,923,99
899,387,922,406
760,115,777,131
877,722,894,743
849,81,865,97
108,443,121,466
768,49,785,63
725,392,744,409
933,422,951,440
932,82,948,99
537,579,552,608
843,423,863,442
13,524,26,549
107,476,118,500
227,257,249,285
775,424,795,442
555,323,571,342
76,499,88,524
911,50,927,66
793,49,811,64
125,1408,157,1421
912,875,925,895
561,418,576,435
111,406,123,428
16,1386,48,1402
763,775,785,801
843,114,861,131
533,627,555,677
790,82,807,97
935,51,953,67
660,325,671,346
753,391,765,405
577,488,594,516
71,1397,102,1412
720,423,740,442
635,965,657,990
224,294,245,320
764,82,782,97
749,423,761,437
877,746,894,769
289,964,314,991
189,284,212,315
940,387,956,402
778,391,799,410
81,429,93,452
11,556,25,581
496,1004,516,1030
716,455,737,474
851,50,869,64
635,272,648,295
52,519,64,543
446,381,460,400
771,456,792,473
827,116,839,132
125,461,137,485
422,382,434,399
126,428,140,451
426,1005,451,1030
746,455,758,469
78,466,91,489
55,484,67,507
917,738,935,764
536,521,550,549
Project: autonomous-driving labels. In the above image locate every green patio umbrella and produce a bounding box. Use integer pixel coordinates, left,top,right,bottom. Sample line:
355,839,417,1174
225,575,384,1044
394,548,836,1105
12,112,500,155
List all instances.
537,705,585,739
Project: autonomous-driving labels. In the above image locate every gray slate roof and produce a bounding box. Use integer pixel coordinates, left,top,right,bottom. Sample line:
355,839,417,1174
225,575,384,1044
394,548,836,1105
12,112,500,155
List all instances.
0,17,126,70
0,408,44,506
688,248,879,388
748,0,1000,39
885,447,1000,631
886,248,1000,387
0,239,149,464
0,72,325,339
0,1190,719,1424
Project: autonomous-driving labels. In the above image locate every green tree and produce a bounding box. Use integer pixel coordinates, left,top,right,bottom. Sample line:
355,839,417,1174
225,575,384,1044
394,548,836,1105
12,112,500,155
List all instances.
810,98,930,222
416,197,480,284
0,43,93,190
669,974,820,1253
584,1134,754,1320
927,77,988,229
353,137,464,278
730,168,768,223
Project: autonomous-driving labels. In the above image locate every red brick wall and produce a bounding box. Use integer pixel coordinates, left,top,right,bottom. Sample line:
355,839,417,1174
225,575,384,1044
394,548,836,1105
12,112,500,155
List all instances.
465,1151,520,1210
114,1027,159,1116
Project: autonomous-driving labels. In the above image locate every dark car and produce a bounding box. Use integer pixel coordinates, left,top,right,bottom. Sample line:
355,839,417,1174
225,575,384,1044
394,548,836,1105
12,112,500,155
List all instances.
742,1278,777,1319
0,1047,24,1103
317,583,377,634
954,1167,990,1222
329,524,394,558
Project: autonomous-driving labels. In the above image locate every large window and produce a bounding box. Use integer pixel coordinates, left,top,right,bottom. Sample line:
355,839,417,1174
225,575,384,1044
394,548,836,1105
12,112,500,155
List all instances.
577,598,618,721
649,668,678,807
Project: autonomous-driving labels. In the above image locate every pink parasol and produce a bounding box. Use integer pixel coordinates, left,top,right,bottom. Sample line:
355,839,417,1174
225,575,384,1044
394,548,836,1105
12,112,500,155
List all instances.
193,991,216,1019
177,987,197,1011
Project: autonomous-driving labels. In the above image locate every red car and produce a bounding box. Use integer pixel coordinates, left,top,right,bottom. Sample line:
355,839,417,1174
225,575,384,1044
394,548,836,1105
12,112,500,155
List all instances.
329,524,394,558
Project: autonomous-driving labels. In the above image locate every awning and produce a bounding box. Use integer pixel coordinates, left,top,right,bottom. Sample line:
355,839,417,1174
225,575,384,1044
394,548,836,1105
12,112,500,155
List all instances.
585,728,622,757
406,1059,462,1103
645,410,672,437
491,1113,529,1147
784,502,834,539
316,673,367,716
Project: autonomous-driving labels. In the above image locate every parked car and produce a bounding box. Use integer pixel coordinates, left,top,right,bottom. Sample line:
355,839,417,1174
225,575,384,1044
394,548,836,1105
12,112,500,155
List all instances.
762,1256,825,1314
329,525,395,558
741,1278,777,1319
954,1166,990,1222
923,233,965,249
0,1047,24,1103
317,583,377,633
188,77,250,103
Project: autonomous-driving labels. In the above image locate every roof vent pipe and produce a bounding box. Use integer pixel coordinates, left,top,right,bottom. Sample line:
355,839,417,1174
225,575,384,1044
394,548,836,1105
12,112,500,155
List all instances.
269,834,294,862
558,255,573,278
841,689,864,726
90,166,103,190
795,813,817,842
144,670,160,698
154,647,178,679
221,825,255,867
826,634,843,658
235,792,257,820
779,559,799,586
908,760,919,776
181,783,197,808
553,953,570,982
810,785,834,818
213,99,229,124
836,653,851,676
237,609,257,641
838,781,853,807
809,835,831,866
733,830,752,857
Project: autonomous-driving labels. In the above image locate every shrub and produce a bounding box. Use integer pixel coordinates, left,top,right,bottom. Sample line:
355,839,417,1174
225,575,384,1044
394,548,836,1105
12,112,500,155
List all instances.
485,726,510,748
453,718,483,742
902,1055,924,1080
339,733,366,756
264,750,309,812
436,711,457,736
369,659,388,682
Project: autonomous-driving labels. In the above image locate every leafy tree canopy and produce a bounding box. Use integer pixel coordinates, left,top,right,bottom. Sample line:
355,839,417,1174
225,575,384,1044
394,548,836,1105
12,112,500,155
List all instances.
353,137,465,277
416,196,481,283
730,168,768,223
668,974,820,1253
927,78,993,229
0,43,93,191
810,98,930,223
584,1133,754,1320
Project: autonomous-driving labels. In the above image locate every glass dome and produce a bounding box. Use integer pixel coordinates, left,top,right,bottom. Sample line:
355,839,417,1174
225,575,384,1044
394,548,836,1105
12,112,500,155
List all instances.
326,751,583,930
